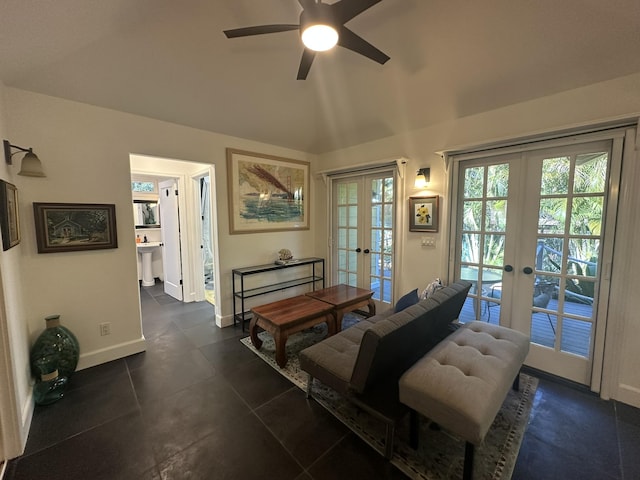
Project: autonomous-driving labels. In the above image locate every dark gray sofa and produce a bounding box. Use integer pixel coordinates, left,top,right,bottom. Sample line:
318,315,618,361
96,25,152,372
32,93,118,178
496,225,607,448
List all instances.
298,280,472,458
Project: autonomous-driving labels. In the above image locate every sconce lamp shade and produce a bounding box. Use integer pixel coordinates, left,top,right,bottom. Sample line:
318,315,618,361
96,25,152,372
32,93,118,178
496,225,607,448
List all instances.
3,139,46,177
18,152,46,177
415,168,430,188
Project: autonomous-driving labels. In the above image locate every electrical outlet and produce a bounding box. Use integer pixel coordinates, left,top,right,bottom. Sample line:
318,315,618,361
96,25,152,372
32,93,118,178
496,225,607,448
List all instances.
99,322,111,336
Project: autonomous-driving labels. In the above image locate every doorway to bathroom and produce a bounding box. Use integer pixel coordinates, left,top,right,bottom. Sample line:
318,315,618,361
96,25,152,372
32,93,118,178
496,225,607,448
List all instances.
130,154,220,314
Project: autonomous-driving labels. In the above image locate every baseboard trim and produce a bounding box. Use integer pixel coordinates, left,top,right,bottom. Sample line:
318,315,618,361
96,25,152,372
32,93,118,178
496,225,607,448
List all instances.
76,337,147,371
18,387,33,455
218,313,233,328
616,383,640,408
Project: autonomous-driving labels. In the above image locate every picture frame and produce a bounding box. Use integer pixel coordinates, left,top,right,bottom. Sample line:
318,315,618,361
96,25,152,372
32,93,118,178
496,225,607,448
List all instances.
0,180,20,251
33,203,118,253
409,196,439,232
227,148,310,234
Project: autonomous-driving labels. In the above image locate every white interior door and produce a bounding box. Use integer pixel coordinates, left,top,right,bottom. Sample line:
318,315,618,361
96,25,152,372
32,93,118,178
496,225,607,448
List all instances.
159,179,183,301
331,171,395,310
453,134,622,386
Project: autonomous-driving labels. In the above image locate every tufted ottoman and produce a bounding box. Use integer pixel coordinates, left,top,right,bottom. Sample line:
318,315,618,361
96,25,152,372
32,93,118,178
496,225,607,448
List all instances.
398,321,529,480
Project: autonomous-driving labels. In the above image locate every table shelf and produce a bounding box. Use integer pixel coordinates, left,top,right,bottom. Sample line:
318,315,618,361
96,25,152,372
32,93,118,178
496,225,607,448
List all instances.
232,257,325,331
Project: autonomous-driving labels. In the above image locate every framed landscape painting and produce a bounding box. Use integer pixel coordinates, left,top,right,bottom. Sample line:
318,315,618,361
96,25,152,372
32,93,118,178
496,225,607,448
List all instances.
409,196,439,232
33,203,118,253
0,180,20,251
227,148,310,234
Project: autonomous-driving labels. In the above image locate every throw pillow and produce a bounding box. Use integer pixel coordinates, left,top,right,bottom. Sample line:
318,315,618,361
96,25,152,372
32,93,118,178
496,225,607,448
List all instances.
395,288,419,312
420,278,443,300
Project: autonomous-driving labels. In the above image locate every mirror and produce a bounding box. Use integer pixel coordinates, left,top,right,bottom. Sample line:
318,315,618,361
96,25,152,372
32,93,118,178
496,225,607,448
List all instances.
133,200,160,227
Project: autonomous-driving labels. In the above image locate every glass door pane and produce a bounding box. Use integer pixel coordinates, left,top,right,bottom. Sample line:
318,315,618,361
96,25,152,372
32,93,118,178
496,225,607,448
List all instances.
457,162,510,324
368,176,394,303
530,147,607,358
334,181,359,286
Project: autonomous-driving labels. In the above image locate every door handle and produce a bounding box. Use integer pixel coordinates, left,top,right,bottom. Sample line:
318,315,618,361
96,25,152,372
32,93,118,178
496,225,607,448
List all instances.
363,249,370,254
523,266,533,275
355,248,362,253
504,265,513,272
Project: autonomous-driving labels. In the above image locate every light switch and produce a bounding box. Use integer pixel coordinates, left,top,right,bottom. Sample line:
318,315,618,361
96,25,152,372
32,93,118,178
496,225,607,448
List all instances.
421,237,435,247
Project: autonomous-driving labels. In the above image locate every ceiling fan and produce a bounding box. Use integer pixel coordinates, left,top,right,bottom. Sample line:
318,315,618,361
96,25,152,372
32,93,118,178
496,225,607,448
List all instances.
223,0,389,80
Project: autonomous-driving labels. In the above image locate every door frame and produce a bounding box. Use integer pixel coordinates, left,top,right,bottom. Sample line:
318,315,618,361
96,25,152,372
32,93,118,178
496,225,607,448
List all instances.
189,167,222,321
0,277,25,460
132,168,198,302
445,127,627,392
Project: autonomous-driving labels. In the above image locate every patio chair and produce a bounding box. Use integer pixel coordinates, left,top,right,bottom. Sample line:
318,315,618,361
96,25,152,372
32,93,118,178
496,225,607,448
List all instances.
487,283,556,334
533,291,555,334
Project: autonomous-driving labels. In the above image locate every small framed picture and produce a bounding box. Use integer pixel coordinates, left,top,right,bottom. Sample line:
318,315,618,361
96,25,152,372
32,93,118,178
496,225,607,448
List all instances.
33,203,118,253
0,180,20,251
409,196,439,232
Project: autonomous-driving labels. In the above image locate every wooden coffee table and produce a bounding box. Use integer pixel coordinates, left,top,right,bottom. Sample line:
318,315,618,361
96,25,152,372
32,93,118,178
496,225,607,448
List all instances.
305,284,375,331
249,295,337,368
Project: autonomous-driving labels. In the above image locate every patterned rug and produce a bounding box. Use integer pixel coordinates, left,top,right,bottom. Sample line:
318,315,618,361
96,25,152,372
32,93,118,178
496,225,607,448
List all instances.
240,322,537,480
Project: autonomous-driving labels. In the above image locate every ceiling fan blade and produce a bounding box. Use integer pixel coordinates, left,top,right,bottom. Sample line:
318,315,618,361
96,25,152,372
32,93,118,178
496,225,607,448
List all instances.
224,24,299,38
337,26,389,64
298,0,316,9
331,0,382,23
297,48,316,80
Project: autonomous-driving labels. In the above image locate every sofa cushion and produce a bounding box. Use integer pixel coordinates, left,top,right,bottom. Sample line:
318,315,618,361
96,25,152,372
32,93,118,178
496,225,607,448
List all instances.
350,281,472,395
299,280,472,400
399,321,530,445
394,288,419,312
299,318,376,395
350,298,440,394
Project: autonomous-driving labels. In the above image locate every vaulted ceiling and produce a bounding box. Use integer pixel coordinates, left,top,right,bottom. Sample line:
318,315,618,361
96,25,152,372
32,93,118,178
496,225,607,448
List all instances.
1,0,639,154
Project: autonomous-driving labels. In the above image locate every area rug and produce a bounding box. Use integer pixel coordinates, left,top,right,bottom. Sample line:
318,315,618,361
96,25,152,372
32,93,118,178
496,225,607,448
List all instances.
240,323,538,480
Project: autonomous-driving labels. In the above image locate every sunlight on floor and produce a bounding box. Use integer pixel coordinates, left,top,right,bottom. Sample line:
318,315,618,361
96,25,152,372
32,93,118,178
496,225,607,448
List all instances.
205,288,215,305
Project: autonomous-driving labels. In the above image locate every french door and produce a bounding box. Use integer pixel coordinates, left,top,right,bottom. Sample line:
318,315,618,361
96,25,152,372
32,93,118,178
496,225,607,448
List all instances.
452,133,623,386
331,171,395,311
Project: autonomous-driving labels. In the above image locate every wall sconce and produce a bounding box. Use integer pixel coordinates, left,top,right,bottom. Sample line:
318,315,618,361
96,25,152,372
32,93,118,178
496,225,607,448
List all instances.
414,167,430,188
3,140,46,177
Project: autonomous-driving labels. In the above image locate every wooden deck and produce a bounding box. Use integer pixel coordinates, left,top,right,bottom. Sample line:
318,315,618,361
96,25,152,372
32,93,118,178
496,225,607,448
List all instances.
458,297,592,357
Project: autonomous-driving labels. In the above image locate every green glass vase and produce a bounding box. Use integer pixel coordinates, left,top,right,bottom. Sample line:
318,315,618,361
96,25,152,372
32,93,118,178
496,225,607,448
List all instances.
33,358,68,406
30,314,80,380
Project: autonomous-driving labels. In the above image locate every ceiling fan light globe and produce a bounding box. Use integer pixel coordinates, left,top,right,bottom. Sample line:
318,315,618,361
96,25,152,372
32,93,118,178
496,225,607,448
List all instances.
301,24,338,51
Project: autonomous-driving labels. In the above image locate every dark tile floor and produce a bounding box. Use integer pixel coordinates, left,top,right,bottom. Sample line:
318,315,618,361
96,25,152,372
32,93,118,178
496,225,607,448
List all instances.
6,284,640,479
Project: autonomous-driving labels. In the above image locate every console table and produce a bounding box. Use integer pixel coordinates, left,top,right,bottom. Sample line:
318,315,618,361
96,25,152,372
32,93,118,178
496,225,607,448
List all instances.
232,257,325,331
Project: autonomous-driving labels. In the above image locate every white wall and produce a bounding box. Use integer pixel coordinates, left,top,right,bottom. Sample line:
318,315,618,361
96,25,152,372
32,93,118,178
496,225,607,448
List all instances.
317,72,640,407
0,82,33,457
4,87,318,382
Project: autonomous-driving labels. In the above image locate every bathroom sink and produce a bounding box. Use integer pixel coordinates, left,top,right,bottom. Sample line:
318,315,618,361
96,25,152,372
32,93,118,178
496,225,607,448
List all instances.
136,241,161,251
137,242,161,286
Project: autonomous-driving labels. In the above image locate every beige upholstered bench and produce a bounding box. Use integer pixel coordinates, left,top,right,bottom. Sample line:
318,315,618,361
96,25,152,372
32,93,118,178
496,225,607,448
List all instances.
398,321,530,480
